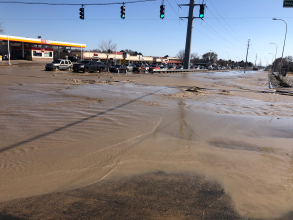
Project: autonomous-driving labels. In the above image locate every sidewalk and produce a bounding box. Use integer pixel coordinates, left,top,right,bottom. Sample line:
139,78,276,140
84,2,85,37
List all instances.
0,60,49,66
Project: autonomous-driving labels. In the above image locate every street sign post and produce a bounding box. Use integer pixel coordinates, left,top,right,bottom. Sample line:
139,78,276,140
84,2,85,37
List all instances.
284,0,293,7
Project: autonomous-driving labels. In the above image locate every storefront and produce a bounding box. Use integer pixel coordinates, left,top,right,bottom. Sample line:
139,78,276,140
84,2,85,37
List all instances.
0,35,86,61
11,46,54,61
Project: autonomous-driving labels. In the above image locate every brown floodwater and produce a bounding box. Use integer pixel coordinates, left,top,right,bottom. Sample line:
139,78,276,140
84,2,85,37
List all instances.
1,68,293,219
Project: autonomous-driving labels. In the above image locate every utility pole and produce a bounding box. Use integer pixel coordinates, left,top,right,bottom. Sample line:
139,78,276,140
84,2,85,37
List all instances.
244,39,250,73
179,1,205,69
183,0,195,69
255,54,257,67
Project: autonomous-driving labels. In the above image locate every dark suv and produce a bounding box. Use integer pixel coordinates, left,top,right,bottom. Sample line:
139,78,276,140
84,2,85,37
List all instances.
73,60,110,73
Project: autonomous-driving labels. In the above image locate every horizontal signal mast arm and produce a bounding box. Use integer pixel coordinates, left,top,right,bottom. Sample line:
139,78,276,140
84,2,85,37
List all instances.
178,4,205,6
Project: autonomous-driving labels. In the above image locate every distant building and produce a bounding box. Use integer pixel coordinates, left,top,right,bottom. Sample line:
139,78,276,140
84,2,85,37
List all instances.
0,34,182,64
82,52,183,65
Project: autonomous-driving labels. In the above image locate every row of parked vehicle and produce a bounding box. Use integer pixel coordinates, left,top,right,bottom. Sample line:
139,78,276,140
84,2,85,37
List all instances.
45,59,110,73
45,59,244,73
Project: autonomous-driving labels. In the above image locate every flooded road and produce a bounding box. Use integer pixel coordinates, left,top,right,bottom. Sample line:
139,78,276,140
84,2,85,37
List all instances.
1,67,293,219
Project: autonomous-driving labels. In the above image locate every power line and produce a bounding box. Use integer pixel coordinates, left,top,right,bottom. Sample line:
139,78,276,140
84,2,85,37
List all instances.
205,8,246,47
206,0,245,46
208,0,246,41
166,1,243,51
166,0,183,20
171,0,244,50
0,0,155,6
196,19,244,50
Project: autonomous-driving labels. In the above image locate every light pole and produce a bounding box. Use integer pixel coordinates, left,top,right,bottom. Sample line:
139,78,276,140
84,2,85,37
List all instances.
7,36,11,65
273,18,287,75
270,42,278,72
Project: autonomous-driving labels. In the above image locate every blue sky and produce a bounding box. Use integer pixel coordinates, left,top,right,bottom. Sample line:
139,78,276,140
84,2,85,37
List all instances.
0,0,292,64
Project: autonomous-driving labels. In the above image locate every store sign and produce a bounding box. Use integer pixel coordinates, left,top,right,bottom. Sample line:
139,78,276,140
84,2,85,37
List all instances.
284,0,293,7
93,53,99,57
41,39,50,44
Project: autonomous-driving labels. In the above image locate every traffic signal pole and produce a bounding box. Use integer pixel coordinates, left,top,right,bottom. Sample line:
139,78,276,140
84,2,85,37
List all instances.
183,0,195,69
179,1,205,69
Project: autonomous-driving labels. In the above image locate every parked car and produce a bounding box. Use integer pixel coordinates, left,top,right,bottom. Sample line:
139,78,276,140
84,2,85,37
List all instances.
72,60,90,72
45,59,72,71
126,64,136,72
89,61,110,73
208,65,213,70
160,65,167,70
133,64,148,72
149,64,160,72
168,65,176,70
176,66,183,69
109,65,128,73
190,66,195,69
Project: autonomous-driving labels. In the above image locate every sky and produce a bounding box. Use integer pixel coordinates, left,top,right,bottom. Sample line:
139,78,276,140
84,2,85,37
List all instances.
0,0,292,65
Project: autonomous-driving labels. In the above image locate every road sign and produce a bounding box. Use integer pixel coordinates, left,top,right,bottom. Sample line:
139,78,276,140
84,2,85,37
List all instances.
284,0,293,7
123,58,126,65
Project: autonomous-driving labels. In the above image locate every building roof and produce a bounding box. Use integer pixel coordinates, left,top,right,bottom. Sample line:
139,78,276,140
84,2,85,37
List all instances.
0,35,86,48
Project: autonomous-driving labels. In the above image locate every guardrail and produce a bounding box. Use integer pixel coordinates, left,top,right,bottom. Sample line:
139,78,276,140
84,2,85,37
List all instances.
151,69,208,73
150,68,252,74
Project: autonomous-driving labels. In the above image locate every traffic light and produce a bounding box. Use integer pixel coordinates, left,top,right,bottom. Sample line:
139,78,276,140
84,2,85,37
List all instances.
199,5,204,18
160,5,165,19
79,7,84,20
120,5,125,19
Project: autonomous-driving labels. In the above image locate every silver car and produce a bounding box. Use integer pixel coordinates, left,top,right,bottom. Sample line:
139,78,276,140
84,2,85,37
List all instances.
45,59,72,71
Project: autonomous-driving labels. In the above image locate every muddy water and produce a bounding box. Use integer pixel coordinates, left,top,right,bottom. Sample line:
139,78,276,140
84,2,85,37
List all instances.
1,74,293,219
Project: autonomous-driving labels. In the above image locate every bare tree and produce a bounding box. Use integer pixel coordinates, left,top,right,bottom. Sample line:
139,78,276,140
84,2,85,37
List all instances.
190,53,199,65
202,52,218,65
98,39,117,62
285,56,293,63
176,49,185,59
0,22,4,34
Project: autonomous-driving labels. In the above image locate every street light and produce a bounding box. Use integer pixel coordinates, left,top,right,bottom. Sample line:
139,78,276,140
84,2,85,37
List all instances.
273,18,287,75
270,42,278,72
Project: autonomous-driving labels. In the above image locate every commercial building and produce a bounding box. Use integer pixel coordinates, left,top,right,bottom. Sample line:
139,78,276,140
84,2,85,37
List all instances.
0,34,182,65
0,35,86,61
81,51,183,65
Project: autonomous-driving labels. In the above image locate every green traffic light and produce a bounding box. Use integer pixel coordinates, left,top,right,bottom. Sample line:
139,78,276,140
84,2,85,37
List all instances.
160,14,164,18
199,14,203,18
121,15,125,18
